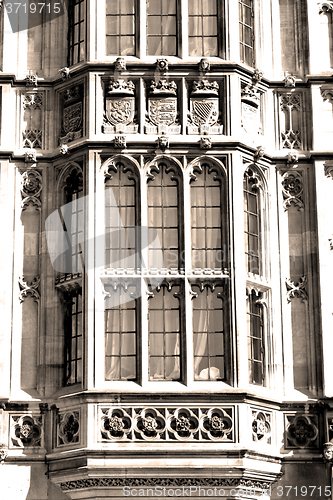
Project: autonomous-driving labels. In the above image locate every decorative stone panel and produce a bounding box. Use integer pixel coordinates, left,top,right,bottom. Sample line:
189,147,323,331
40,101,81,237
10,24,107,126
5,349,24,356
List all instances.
10,414,42,448
281,170,304,211
279,93,302,149
20,168,42,211
99,406,234,442
145,79,181,134
284,414,319,449
22,92,43,149
241,82,261,135
188,80,222,135
57,410,80,446
286,276,308,303
103,79,138,134
252,410,271,444
60,84,84,144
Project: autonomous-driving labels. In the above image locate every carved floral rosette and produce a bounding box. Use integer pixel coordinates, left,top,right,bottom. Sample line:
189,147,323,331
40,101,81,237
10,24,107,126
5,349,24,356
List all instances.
10,414,42,448
60,85,83,144
57,411,80,446
188,80,222,135
103,79,138,134
99,406,234,442
145,79,180,135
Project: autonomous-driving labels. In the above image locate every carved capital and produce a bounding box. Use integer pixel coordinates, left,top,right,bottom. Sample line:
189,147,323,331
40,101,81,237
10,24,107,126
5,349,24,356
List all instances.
286,276,308,303
19,276,40,303
319,2,333,14
281,171,304,211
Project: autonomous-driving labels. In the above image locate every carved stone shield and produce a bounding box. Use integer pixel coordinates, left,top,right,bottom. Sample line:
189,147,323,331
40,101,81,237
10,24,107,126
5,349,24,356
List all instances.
148,98,178,126
241,102,260,134
63,102,82,134
190,98,219,127
105,97,135,126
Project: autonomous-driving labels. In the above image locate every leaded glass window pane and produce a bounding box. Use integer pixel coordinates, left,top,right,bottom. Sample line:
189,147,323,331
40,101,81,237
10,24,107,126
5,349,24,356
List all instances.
239,0,255,67
147,0,177,55
188,0,218,57
106,0,136,56
68,0,85,66
247,290,265,385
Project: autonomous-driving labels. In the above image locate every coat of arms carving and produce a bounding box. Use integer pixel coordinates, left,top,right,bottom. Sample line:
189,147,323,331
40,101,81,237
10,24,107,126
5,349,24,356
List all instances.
187,80,222,135
60,85,83,145
145,79,181,134
241,83,261,135
103,79,138,134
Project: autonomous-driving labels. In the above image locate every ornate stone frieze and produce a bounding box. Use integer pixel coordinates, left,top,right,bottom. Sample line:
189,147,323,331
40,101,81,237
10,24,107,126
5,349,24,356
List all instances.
99,406,234,442
10,414,42,447
281,171,304,211
286,276,308,303
59,67,70,80
145,79,180,134
57,411,80,446
319,2,333,14
21,168,42,210
200,136,212,149
285,414,319,449
115,57,126,71
19,276,40,303
103,79,138,134
199,58,210,72
156,58,168,72
188,80,222,135
60,85,83,144
252,410,271,443
280,93,302,149
60,478,271,492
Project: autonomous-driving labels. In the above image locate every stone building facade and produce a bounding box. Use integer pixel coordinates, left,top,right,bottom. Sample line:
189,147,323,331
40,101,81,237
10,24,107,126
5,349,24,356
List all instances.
0,0,333,499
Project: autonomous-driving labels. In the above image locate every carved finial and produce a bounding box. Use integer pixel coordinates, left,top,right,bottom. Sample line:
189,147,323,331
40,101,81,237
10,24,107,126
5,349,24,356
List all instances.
156,58,168,72
157,135,169,151
59,67,70,80
114,135,126,149
60,144,69,155
200,136,212,149
199,58,210,73
115,57,126,71
252,69,263,85
287,150,299,165
284,73,296,88
285,276,308,303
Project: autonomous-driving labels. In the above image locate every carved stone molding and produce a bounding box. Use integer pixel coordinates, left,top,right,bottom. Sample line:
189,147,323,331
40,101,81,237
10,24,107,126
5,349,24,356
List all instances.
18,276,40,303
199,58,210,72
59,67,70,80
21,168,42,210
324,160,333,179
10,414,42,447
319,2,333,14
60,478,271,492
281,171,304,211
57,411,80,446
100,406,234,442
156,58,168,72
286,276,307,303
115,57,126,71
285,414,319,449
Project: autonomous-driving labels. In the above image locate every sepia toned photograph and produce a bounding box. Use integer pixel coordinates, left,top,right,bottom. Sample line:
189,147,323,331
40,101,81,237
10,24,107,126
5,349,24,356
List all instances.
0,1,332,499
